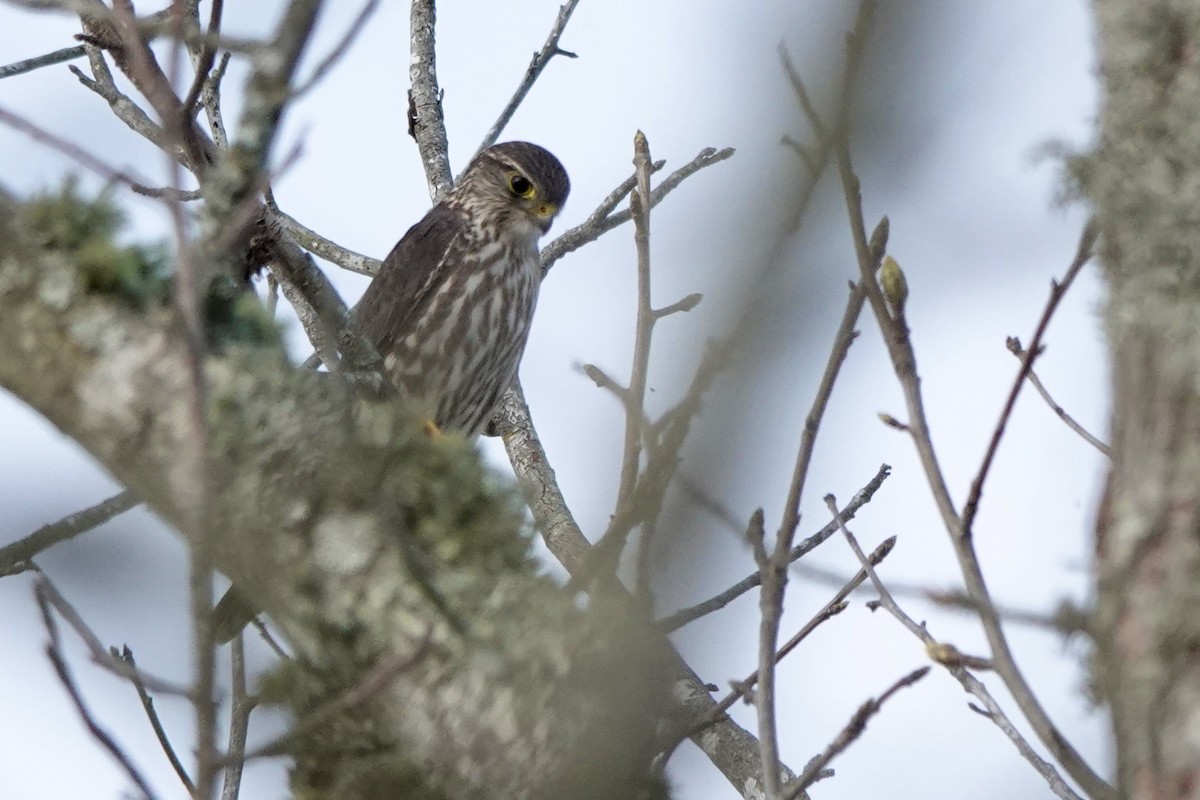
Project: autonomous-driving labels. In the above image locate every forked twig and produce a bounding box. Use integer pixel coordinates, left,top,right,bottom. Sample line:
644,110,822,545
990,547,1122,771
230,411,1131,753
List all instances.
822,496,1083,800
476,0,582,154
964,219,1099,533
35,580,161,800
686,535,896,738
835,107,1111,799
783,667,931,798
1006,335,1110,456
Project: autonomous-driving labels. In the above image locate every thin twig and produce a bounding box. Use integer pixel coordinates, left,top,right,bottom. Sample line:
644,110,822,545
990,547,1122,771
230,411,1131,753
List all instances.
35,580,161,800
0,489,139,576
753,514,791,800
691,536,896,733
540,147,734,276
658,464,891,632
609,132,656,585
837,125,1111,796
654,292,703,319
250,617,291,661
0,45,87,79
581,362,632,403
963,219,1099,533
824,495,926,639
0,103,191,197
751,23,880,773
475,0,582,154
158,9,221,793
822,496,1084,800
1006,336,1110,456
220,634,256,800
120,646,196,793
180,0,223,116
783,667,931,798
36,575,192,696
292,0,381,98
577,332,741,589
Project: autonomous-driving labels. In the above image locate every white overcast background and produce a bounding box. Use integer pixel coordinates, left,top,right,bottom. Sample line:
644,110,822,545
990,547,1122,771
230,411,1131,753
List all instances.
0,2,1106,799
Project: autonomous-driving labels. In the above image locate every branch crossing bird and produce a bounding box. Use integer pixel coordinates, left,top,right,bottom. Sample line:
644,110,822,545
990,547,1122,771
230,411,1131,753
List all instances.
213,142,569,642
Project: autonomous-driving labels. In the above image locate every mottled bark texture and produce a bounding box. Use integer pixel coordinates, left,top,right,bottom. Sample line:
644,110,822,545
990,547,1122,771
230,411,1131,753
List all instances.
1091,2,1200,797
0,192,667,800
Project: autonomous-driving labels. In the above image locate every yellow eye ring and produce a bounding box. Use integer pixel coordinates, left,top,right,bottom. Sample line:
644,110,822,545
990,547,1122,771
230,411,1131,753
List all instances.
509,173,535,198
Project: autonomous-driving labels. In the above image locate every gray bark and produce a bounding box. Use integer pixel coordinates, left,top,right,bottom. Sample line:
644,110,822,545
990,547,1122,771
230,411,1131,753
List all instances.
1090,2,1200,797
0,192,665,800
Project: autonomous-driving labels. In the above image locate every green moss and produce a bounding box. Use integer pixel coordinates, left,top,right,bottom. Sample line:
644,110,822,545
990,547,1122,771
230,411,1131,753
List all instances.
19,177,172,306
19,178,281,347
394,434,533,573
260,655,452,800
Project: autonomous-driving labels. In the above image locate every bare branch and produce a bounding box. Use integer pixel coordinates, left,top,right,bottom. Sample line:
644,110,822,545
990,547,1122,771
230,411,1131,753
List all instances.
689,536,896,730
119,646,196,794
475,0,582,154
609,132,657,583
35,575,192,696
540,147,734,276
496,381,593,572
200,49,232,146
0,44,86,79
409,0,452,199
581,363,631,403
654,292,703,319
962,218,1101,532
834,92,1112,800
752,511,786,800
822,495,1084,800
268,204,381,276
1006,334,1110,456
70,49,174,161
783,667,931,799
180,0,224,117
36,580,162,800
494,385,798,797
292,0,381,98
0,489,139,577
219,635,255,800
657,483,894,633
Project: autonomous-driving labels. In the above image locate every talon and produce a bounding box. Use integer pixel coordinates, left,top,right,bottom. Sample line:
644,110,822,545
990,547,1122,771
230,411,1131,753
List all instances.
422,419,443,438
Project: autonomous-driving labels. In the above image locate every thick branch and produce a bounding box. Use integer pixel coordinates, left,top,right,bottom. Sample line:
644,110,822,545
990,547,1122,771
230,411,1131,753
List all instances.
0,192,662,800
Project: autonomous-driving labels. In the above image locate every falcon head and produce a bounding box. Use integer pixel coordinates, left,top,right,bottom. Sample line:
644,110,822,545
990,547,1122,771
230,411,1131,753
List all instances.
453,141,571,235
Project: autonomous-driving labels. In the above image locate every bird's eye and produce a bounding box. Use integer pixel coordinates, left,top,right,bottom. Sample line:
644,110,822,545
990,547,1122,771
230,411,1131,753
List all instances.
509,173,534,197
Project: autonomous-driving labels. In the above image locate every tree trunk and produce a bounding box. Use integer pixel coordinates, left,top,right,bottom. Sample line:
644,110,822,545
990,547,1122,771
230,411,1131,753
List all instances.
1091,3,1200,797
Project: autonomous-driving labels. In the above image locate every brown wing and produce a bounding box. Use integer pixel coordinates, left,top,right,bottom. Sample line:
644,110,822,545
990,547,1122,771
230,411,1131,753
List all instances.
356,202,465,354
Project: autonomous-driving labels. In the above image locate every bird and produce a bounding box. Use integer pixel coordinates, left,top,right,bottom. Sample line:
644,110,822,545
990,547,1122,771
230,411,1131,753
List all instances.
355,140,570,436
213,142,568,642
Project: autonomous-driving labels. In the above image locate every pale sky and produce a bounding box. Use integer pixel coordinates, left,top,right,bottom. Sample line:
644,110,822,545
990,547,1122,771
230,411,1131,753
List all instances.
0,2,1106,799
